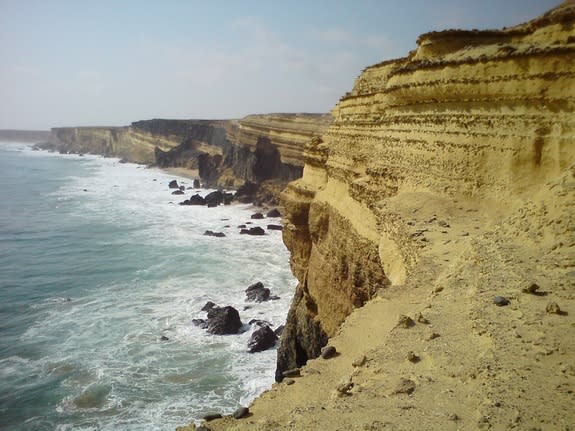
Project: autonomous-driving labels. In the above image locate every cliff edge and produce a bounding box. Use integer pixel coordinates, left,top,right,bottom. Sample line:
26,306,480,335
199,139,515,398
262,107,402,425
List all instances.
186,3,575,430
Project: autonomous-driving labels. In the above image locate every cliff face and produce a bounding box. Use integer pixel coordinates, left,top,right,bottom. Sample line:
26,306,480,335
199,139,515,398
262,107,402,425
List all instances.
50,126,182,164
50,114,331,195
276,2,575,379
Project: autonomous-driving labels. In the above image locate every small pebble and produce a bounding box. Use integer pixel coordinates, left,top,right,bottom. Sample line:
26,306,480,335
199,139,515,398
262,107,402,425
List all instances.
392,378,416,395
407,351,420,363
233,406,249,419
546,301,561,314
197,427,211,431
448,413,459,421
398,315,415,328
428,332,440,340
494,296,510,306
415,312,429,324
284,378,295,385
522,283,540,294
352,355,367,367
336,381,354,395
321,345,337,359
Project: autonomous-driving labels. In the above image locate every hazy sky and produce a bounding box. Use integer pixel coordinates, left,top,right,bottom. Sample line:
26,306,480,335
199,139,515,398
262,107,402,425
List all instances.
0,0,561,130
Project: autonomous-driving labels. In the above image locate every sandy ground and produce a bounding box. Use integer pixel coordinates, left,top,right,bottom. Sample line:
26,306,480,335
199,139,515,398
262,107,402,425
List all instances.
178,165,575,431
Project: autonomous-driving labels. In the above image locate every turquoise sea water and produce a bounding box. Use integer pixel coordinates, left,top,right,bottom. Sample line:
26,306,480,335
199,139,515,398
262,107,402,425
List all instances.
0,142,295,430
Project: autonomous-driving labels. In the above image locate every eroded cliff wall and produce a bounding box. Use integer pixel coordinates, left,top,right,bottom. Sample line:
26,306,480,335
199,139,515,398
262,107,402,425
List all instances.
50,114,331,196
276,2,575,379
50,126,182,164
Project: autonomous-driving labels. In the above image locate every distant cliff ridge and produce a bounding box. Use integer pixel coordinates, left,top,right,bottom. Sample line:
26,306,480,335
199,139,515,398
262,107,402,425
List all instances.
48,114,331,195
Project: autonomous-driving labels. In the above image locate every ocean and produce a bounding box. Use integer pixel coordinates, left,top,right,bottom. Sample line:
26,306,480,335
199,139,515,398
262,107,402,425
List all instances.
0,142,295,430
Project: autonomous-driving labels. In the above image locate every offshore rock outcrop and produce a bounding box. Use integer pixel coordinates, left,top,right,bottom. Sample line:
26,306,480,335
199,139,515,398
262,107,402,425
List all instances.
274,1,575,381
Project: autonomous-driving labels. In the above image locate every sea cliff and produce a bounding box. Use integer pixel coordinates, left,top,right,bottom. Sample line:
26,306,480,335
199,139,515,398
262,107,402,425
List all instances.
47,114,331,200
186,3,575,430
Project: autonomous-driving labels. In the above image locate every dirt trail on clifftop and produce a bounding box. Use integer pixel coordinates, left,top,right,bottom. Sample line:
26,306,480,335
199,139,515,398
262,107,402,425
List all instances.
180,166,575,430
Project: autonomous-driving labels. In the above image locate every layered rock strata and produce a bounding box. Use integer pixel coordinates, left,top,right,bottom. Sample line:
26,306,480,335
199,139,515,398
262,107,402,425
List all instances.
275,1,575,380
49,114,331,196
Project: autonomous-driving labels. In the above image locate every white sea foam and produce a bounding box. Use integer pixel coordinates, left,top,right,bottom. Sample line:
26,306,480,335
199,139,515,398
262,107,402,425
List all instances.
7,150,295,430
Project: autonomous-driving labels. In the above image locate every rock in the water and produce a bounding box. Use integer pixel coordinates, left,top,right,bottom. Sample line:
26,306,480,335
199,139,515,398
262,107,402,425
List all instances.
193,179,201,188
266,208,281,218
233,406,249,419
205,191,223,207
245,282,271,302
494,296,510,306
248,319,271,327
180,194,205,206
251,212,264,219
320,345,337,359
171,189,185,195
206,306,243,335
168,180,179,189
267,224,283,231
160,335,170,341
248,325,278,353
201,301,217,312
204,230,226,238
239,226,266,236
192,319,208,329
223,192,234,205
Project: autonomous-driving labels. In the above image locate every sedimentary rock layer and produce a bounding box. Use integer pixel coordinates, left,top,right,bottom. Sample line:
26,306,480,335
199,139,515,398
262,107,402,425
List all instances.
275,1,575,379
49,114,331,191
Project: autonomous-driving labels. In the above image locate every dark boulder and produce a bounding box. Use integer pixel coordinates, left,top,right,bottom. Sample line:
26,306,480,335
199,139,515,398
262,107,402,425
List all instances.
266,208,281,218
251,212,264,219
193,179,201,188
204,230,226,238
206,306,243,335
240,226,265,236
246,281,271,302
205,191,223,207
248,325,278,353
172,190,185,195
192,319,208,329
201,301,217,312
168,180,179,189
223,192,234,205
179,185,185,191
180,194,205,206
267,224,283,231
